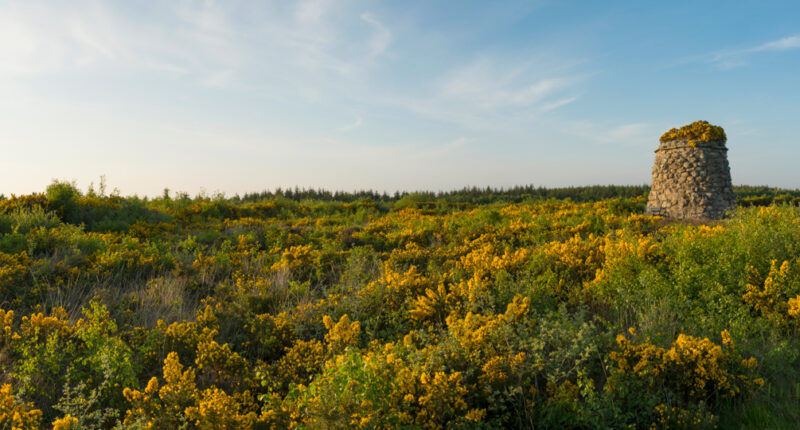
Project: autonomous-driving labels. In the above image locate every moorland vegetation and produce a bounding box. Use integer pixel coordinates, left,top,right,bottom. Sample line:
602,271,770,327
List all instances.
0,181,799,428
659,121,727,148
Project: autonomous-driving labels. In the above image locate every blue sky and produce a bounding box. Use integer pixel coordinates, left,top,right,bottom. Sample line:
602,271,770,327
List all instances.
1,0,799,196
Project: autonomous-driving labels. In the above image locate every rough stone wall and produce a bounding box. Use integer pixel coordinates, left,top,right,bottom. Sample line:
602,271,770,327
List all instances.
645,139,735,219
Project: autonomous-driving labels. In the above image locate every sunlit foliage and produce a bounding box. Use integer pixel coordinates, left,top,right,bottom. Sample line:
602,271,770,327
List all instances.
0,183,799,428
659,120,727,147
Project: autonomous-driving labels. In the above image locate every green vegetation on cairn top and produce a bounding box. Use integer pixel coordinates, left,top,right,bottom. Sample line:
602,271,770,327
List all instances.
660,120,727,147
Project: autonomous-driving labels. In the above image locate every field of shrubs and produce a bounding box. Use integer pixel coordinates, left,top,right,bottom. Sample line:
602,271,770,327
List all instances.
1,182,799,429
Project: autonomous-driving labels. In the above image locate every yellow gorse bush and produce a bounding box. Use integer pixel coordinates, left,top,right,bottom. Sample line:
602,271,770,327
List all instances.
0,384,42,430
457,241,530,280
123,352,197,428
185,387,259,429
194,339,249,389
124,351,266,428
359,263,431,310
285,342,480,429
409,282,454,327
660,120,727,147
787,295,800,318
18,307,74,340
323,314,361,354
743,259,799,323
446,295,531,361
50,414,79,430
2,187,795,427
271,244,315,272
0,309,20,346
592,233,661,286
540,233,605,288
270,339,327,388
0,251,30,290
610,330,763,401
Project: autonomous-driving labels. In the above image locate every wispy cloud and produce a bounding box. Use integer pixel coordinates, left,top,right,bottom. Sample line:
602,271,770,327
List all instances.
386,56,584,131
360,13,392,58
753,35,800,52
707,34,800,68
0,1,243,84
294,0,335,25
0,2,122,76
335,116,363,132
541,96,578,112
0,0,579,134
0,1,393,88
438,59,569,109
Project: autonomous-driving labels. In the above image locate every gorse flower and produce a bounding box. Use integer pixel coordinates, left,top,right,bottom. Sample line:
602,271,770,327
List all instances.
788,295,800,318
0,188,793,428
51,414,79,430
0,384,42,429
323,314,361,353
609,329,762,402
660,120,727,147
743,259,798,323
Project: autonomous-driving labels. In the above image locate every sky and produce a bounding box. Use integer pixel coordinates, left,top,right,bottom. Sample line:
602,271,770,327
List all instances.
1,0,799,197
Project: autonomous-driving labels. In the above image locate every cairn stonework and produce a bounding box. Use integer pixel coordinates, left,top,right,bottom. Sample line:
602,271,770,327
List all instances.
645,138,735,220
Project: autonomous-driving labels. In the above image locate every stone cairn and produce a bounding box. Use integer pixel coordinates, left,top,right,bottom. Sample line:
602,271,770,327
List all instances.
645,121,735,219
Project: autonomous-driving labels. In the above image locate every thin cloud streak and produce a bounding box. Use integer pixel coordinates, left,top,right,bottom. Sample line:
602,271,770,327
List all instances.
438,59,573,109
0,1,583,132
0,1,393,87
753,35,800,52
707,34,800,68
379,56,587,132
541,96,578,112
360,13,392,58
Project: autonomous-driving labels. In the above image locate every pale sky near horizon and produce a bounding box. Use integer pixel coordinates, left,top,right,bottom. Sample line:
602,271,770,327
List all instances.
1,1,799,197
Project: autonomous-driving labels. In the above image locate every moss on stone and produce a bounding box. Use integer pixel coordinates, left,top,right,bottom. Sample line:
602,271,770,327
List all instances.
660,121,726,148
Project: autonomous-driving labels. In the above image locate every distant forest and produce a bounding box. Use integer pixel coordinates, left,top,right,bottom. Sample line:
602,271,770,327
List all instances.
177,184,800,205
1,183,798,214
